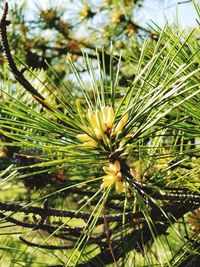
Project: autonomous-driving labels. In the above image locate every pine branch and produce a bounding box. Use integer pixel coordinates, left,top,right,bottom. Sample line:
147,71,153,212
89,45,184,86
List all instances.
0,211,83,234
76,201,200,266
19,236,73,250
0,2,52,111
121,160,200,204
0,200,144,224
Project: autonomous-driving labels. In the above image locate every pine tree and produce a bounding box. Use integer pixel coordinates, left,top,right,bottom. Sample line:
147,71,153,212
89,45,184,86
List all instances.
0,1,200,266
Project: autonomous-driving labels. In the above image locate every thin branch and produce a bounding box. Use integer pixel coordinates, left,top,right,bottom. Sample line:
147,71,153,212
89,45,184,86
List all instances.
121,160,200,204
0,200,144,224
0,2,52,111
19,236,73,250
0,212,83,234
103,205,118,266
76,201,200,266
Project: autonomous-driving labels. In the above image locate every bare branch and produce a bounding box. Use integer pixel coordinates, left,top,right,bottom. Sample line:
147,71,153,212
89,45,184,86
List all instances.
19,236,73,250
0,211,83,234
0,200,144,224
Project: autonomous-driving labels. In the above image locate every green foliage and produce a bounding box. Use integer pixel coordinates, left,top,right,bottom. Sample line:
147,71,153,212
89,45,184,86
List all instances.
0,1,200,266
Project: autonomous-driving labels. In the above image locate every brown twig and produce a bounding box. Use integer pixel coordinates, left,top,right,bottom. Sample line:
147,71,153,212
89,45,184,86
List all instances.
103,205,118,266
19,236,73,250
76,200,200,266
0,200,144,224
0,2,52,111
121,160,200,204
0,211,83,234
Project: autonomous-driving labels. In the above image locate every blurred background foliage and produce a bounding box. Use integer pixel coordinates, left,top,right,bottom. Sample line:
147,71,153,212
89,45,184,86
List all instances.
0,0,198,83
